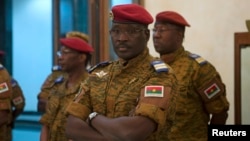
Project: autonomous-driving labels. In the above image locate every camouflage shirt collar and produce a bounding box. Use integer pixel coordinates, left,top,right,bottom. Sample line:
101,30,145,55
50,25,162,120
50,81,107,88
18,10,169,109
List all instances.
161,46,184,64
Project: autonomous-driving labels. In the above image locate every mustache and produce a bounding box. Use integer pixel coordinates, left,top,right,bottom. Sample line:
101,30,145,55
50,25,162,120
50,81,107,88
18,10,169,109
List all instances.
116,43,129,48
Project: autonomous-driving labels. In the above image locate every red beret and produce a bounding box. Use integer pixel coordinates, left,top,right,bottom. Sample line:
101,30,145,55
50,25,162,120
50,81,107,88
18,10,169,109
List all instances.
156,11,190,27
0,50,5,56
60,37,94,53
110,4,153,25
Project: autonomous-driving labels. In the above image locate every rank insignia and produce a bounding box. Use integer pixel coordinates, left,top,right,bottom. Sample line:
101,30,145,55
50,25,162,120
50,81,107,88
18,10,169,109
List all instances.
52,65,62,71
11,79,17,87
0,82,9,94
151,60,168,72
55,75,64,83
144,86,164,97
96,70,108,78
189,53,207,65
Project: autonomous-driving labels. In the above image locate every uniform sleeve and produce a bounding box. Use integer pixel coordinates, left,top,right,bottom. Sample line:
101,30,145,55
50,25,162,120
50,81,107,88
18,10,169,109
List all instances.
0,68,13,111
38,73,57,99
195,64,229,114
64,81,91,121
133,72,177,131
11,80,25,110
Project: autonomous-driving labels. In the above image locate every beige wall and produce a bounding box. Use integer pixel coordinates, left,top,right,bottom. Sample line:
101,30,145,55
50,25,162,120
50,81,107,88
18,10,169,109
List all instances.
144,0,250,124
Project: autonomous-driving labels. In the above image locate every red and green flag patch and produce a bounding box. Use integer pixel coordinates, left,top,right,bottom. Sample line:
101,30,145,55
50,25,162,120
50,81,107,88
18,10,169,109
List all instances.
144,86,164,97
0,82,9,94
204,83,220,99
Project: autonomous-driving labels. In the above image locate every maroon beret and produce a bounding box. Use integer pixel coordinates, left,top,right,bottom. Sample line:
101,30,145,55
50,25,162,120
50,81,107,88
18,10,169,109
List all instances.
0,50,5,56
60,37,94,53
110,4,153,25
156,11,190,27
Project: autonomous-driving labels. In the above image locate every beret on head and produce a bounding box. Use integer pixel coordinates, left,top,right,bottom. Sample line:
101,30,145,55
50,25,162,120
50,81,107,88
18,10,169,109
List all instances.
60,37,94,53
66,31,89,43
156,11,190,27
0,50,5,56
110,3,153,25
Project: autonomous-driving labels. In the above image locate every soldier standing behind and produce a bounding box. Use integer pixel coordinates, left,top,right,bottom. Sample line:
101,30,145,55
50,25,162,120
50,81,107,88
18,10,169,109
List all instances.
39,37,94,141
37,31,89,113
152,11,230,140
0,50,25,141
0,63,13,141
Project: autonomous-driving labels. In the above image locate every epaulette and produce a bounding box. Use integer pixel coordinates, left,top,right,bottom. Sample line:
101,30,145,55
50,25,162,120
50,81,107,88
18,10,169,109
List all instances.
151,60,169,73
54,75,64,84
11,78,17,87
189,53,207,65
88,61,112,73
52,65,62,72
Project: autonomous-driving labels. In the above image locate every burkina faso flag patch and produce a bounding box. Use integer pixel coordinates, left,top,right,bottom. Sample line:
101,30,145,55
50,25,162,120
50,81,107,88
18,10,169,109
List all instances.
0,82,9,93
204,83,220,99
144,86,164,97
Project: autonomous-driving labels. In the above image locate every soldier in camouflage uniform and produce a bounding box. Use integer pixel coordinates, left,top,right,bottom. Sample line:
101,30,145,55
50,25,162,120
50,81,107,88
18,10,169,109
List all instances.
37,31,90,113
39,37,94,141
37,66,64,113
0,50,25,141
152,11,230,140
0,64,13,141
65,4,179,141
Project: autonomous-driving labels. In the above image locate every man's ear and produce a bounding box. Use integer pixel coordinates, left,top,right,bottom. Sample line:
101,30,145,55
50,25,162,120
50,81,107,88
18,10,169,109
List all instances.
145,29,150,41
80,54,87,63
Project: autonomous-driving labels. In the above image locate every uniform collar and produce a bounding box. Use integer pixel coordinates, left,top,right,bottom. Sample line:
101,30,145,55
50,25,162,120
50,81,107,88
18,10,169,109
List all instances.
118,47,151,68
160,46,184,64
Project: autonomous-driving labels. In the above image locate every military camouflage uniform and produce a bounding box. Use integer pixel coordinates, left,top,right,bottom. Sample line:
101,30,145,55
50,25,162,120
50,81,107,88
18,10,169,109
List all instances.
5,78,26,141
11,78,25,115
160,47,229,141
37,65,64,113
66,48,179,141
39,72,88,141
0,64,13,141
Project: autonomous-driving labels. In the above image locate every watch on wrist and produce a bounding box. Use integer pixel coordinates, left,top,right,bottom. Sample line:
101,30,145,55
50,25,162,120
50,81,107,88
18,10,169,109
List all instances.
89,112,98,123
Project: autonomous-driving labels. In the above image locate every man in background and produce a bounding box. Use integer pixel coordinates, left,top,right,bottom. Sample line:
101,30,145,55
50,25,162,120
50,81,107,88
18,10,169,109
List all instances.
37,31,90,113
0,50,25,141
152,11,229,140
39,36,94,141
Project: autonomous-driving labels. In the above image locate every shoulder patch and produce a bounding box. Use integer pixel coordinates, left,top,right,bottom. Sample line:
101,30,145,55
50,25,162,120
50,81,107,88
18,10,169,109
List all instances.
52,65,62,72
88,61,112,73
189,53,207,65
151,60,169,73
198,78,224,102
54,75,64,84
13,96,24,105
11,78,17,87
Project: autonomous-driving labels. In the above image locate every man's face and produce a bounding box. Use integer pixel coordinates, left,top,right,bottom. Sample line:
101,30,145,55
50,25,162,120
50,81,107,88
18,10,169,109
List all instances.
153,22,182,55
57,46,85,72
110,23,149,60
